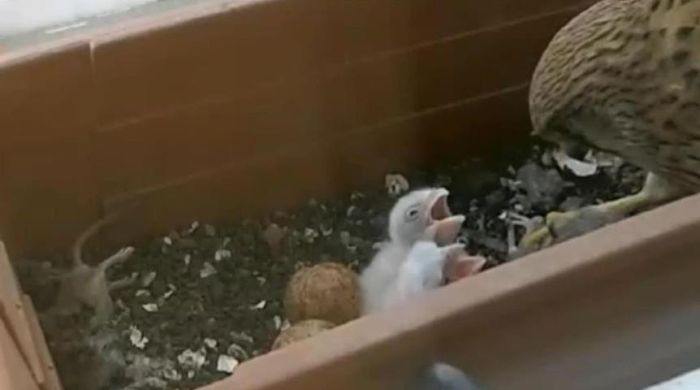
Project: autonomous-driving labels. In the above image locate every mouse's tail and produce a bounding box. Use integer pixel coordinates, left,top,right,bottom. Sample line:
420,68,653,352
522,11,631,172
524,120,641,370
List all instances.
71,211,123,267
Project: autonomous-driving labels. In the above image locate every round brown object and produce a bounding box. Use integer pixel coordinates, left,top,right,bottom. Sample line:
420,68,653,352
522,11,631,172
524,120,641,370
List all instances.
271,319,336,350
284,262,360,325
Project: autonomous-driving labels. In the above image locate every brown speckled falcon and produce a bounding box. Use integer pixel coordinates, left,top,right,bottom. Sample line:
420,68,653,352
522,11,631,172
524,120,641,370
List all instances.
519,0,700,251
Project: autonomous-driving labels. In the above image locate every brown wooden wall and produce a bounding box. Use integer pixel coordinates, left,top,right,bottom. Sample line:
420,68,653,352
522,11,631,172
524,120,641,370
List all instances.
0,0,592,259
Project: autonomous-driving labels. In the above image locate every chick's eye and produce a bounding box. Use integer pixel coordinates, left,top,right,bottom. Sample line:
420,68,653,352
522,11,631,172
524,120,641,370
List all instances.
405,207,420,221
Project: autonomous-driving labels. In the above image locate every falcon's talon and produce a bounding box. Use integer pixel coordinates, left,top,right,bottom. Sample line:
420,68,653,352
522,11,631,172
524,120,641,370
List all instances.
518,209,584,251
518,224,553,250
508,212,545,235
544,210,579,232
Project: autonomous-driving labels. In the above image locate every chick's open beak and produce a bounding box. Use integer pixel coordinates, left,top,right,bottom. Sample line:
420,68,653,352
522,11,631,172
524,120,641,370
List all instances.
424,188,451,222
423,189,465,245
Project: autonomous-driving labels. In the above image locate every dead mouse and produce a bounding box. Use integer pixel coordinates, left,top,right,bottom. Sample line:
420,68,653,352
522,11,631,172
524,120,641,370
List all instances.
50,211,137,326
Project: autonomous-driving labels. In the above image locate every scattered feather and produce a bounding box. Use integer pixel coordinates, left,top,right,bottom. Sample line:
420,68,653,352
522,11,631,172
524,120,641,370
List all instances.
552,149,598,177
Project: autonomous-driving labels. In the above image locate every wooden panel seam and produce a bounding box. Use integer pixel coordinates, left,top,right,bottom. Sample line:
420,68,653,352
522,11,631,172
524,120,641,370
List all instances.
104,82,528,207
95,5,582,132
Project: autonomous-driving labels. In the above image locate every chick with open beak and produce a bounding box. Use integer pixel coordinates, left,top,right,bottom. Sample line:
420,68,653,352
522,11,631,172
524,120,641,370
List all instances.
360,188,467,314
388,187,466,247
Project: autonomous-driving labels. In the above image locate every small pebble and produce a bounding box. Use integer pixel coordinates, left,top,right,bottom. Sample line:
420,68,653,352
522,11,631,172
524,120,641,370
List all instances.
129,326,149,349
321,224,334,236
226,343,250,360
273,316,283,330
214,249,232,262
185,221,200,235
303,228,319,243
142,377,168,389
350,191,364,200
216,355,239,374
163,284,177,300
163,367,182,381
141,271,157,287
177,349,206,371
204,338,218,350
200,262,217,278
142,303,159,313
229,331,254,345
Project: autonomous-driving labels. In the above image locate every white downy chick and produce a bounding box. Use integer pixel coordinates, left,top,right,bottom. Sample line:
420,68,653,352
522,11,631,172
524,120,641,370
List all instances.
382,241,485,312
388,188,463,247
386,241,486,390
360,188,465,314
